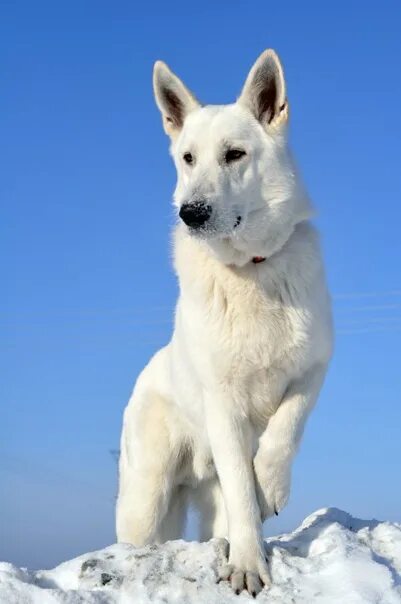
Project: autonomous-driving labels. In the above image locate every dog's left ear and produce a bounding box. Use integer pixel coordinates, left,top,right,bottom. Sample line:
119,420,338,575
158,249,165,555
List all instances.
238,49,288,128
153,61,200,139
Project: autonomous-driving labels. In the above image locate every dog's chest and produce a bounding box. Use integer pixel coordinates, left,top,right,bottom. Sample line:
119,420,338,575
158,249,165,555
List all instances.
197,266,308,374
204,277,309,430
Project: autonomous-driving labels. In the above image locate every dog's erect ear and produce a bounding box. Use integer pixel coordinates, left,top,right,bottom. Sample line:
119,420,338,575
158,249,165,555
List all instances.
153,61,200,138
238,49,288,128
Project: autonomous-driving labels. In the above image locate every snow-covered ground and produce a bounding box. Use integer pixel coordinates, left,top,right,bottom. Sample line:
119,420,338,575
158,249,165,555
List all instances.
1,508,400,604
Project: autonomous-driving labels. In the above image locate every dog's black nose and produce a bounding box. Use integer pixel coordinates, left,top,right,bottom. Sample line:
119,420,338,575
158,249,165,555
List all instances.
179,202,212,228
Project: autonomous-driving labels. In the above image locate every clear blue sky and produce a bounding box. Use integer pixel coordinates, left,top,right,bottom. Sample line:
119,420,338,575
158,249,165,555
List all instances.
1,0,401,569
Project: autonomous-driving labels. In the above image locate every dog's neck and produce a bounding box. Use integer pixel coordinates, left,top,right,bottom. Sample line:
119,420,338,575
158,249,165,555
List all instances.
204,221,300,267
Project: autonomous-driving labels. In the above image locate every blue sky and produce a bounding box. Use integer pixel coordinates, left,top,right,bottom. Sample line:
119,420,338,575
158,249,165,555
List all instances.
1,0,401,569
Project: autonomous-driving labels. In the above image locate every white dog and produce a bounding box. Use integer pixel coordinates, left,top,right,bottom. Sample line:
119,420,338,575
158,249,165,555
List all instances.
116,49,333,596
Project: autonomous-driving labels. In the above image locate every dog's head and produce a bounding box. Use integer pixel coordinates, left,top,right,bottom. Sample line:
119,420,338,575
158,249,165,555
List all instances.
153,50,311,266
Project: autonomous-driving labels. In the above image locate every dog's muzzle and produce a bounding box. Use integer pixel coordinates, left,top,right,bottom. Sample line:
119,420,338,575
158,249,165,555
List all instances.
179,201,212,229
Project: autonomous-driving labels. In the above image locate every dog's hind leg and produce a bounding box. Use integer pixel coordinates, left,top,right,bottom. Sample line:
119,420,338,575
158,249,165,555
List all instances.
116,355,186,545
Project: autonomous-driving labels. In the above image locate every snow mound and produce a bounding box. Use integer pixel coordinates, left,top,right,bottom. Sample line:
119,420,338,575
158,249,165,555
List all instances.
1,508,400,603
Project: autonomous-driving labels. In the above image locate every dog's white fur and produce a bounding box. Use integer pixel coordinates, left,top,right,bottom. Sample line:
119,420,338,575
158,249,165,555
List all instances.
116,50,333,595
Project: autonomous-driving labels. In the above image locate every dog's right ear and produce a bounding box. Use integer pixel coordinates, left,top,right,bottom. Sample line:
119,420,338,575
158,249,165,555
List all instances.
153,61,200,139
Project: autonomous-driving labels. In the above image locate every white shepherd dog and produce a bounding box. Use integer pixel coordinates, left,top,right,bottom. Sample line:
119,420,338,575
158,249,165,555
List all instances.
116,49,333,596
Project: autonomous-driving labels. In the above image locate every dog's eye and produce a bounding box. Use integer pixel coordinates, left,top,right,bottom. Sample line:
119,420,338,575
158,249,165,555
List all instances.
225,149,246,163
183,152,194,165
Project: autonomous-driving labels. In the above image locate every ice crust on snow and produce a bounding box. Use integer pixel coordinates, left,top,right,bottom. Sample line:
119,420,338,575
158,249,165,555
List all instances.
1,508,400,603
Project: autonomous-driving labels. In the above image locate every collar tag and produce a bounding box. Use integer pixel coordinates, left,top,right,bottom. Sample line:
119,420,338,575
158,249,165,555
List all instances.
252,256,266,264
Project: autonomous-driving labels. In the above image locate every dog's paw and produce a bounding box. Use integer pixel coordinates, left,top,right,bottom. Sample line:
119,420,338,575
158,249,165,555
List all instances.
216,541,271,597
218,554,271,597
254,453,291,520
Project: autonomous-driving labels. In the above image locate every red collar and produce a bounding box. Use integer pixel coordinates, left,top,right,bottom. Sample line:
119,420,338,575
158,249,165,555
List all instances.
252,256,266,264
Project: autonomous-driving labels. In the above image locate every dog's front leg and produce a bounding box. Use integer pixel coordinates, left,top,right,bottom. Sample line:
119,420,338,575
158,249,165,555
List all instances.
254,364,327,521
205,391,270,596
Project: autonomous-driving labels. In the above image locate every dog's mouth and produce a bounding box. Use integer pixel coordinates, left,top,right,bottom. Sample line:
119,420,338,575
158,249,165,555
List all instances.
183,215,244,240
186,224,216,239
188,220,242,237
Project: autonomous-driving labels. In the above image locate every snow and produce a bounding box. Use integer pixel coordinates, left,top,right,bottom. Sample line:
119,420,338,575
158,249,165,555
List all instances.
1,508,400,604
